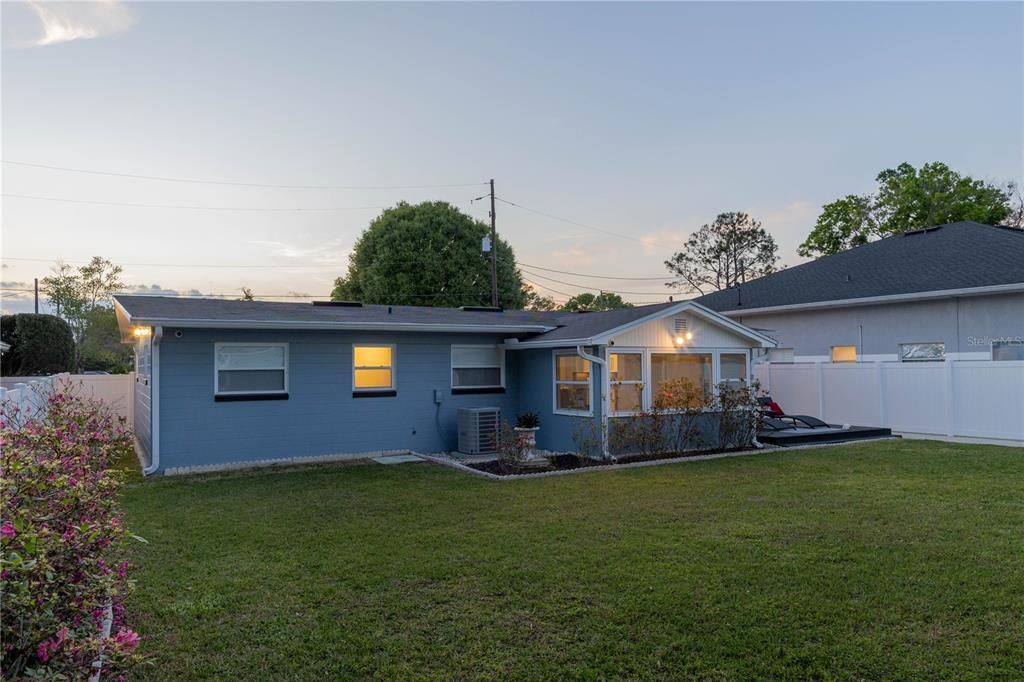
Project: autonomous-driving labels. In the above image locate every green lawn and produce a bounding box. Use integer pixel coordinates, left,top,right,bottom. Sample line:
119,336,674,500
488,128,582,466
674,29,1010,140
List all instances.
121,441,1024,680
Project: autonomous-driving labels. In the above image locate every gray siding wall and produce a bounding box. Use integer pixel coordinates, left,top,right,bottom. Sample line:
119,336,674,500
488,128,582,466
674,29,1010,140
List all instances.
731,292,1023,359
157,329,520,472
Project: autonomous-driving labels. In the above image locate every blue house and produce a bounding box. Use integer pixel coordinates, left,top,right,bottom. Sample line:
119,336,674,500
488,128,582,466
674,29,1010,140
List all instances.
114,295,776,475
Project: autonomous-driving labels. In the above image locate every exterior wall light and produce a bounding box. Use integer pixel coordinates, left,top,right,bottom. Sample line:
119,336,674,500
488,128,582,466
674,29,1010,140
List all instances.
133,327,152,337
674,335,685,346
686,332,693,341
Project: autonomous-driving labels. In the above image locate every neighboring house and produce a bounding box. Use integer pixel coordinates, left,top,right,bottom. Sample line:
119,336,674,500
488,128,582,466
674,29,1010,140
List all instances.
114,296,775,474
696,222,1024,363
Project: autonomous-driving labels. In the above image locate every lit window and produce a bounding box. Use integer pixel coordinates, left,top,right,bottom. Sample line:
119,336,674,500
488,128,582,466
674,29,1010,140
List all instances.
830,346,857,363
354,345,394,390
609,352,643,413
720,353,748,387
554,351,591,414
992,341,1024,361
215,343,287,395
899,343,945,362
651,353,712,406
451,345,504,389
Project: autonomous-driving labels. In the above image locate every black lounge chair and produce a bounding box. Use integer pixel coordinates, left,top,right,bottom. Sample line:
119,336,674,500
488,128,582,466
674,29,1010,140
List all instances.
760,416,798,431
757,397,831,429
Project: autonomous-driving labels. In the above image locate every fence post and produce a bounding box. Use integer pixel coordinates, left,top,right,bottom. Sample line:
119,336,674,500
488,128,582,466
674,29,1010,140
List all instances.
944,359,956,438
816,362,825,421
876,361,886,427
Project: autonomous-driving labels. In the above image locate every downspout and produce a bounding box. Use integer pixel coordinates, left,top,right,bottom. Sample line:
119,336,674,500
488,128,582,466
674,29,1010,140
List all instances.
575,344,609,459
143,326,162,475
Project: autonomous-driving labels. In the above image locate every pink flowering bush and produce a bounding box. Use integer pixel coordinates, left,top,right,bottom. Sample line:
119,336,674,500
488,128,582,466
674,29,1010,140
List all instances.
1,382,146,679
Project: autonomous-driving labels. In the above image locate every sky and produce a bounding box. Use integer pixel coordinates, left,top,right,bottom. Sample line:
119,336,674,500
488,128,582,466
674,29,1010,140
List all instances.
2,1,1022,314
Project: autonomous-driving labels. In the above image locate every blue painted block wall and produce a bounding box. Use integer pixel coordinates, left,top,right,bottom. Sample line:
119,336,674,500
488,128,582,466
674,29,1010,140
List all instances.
156,329,521,471
515,347,604,454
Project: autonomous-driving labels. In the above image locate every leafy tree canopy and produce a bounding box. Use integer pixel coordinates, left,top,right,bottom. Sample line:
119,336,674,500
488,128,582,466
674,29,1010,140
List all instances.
0,314,76,376
799,162,1021,258
332,201,527,309
78,307,133,374
523,285,558,311
40,257,125,344
560,292,633,312
665,212,779,294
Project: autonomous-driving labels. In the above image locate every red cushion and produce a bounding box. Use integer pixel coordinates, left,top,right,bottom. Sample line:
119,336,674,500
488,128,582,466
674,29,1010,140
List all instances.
766,401,784,416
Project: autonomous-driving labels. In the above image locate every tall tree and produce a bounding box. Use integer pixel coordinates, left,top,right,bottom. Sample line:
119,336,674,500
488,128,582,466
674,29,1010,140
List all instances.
523,285,557,311
40,257,125,367
560,292,632,312
332,201,527,308
799,162,1020,258
664,212,779,294
78,307,133,374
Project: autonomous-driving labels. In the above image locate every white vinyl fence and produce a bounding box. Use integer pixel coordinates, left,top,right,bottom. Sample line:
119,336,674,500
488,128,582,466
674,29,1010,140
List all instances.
0,373,135,426
755,360,1024,444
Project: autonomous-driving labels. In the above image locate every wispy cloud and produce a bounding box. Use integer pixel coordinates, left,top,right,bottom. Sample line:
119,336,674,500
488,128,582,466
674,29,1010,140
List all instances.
639,228,689,255
246,238,349,266
12,1,136,48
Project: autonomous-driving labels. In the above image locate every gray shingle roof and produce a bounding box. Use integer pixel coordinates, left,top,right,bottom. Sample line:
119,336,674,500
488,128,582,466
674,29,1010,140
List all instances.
113,294,680,340
695,222,1024,313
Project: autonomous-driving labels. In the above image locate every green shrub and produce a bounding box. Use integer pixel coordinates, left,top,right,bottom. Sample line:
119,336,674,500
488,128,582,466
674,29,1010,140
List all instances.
0,314,75,376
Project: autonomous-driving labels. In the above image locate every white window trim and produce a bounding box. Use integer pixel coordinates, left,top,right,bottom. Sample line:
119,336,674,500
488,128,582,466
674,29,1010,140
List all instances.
634,347,752,414
608,349,644,416
214,342,289,396
451,344,505,389
352,343,397,392
553,349,593,417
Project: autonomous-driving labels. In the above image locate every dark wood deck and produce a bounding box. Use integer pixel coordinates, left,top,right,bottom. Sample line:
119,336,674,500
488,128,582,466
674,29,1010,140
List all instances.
757,425,895,447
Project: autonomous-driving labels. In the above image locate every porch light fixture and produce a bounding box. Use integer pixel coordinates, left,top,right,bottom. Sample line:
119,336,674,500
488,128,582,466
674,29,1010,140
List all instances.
132,326,152,337
674,335,685,346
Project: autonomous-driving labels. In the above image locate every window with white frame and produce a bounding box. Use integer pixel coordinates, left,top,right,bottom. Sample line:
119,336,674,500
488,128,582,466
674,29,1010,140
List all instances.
831,345,857,363
353,345,395,391
719,353,748,387
554,351,591,414
609,351,643,413
215,343,287,395
650,352,712,406
451,345,504,389
992,341,1024,361
899,342,945,362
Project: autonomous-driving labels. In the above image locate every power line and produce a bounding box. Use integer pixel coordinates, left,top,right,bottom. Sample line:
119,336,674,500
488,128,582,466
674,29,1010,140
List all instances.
1,256,337,269
2,160,488,191
519,261,671,281
495,196,643,243
520,266,675,297
3,193,389,212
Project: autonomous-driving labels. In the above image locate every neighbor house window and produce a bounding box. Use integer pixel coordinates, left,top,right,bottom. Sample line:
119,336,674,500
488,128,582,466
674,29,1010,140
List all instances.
830,346,857,363
554,351,591,414
899,342,945,362
651,353,712,406
353,345,395,391
609,352,643,413
215,343,287,395
720,353,748,388
992,341,1024,361
451,345,504,389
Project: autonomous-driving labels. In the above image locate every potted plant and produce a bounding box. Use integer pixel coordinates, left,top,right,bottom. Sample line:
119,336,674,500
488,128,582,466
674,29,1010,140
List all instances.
514,412,541,455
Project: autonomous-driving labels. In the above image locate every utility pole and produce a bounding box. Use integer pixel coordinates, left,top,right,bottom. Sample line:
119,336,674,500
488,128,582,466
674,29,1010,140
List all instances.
489,178,498,308
34,278,39,313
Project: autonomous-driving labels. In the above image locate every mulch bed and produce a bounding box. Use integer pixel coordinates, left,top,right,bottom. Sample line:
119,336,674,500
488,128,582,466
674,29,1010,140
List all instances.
464,449,752,477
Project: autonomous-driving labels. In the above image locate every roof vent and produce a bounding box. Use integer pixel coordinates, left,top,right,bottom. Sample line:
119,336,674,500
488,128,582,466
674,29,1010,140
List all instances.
460,306,504,312
673,318,687,333
903,225,943,236
311,300,363,307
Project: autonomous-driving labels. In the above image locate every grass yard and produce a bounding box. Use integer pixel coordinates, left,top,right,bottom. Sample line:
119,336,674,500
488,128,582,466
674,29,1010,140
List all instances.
120,440,1024,680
